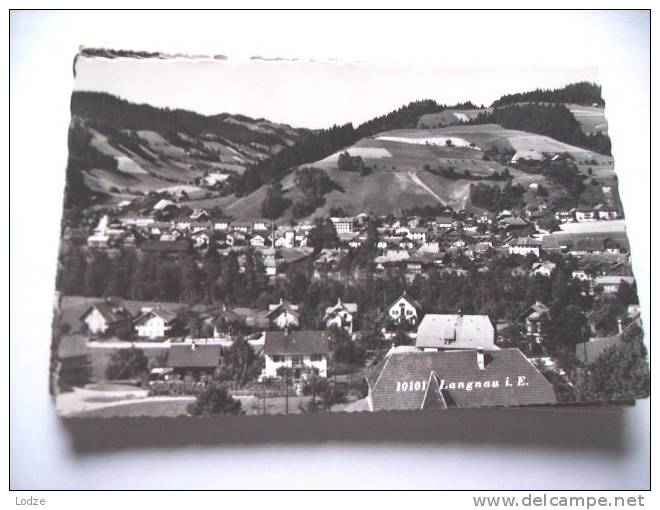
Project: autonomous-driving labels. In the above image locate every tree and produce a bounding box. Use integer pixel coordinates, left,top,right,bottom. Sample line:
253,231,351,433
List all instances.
187,382,243,415
105,347,149,380
215,338,263,387
576,325,650,403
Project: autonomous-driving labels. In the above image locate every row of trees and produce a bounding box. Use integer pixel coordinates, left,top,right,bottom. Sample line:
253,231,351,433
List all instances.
491,81,605,107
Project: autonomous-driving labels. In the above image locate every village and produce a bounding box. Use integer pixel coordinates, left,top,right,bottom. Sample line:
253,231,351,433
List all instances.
54,195,641,417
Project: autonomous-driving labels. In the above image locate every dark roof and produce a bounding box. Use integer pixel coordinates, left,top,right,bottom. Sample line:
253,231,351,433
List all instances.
133,308,177,326
368,348,557,411
213,306,242,324
80,299,132,324
264,330,330,355
267,300,300,319
168,344,222,368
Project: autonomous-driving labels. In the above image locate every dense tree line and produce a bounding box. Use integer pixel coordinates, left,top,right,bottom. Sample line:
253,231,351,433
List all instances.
491,81,604,107
469,181,526,211
473,104,611,155
337,152,371,175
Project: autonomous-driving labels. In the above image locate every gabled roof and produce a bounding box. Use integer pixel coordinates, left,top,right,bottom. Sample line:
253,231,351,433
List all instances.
168,344,222,368
518,301,550,322
388,292,422,313
368,348,557,411
267,299,300,318
416,314,495,350
80,299,132,324
213,305,242,324
324,299,358,319
133,307,177,326
264,330,330,355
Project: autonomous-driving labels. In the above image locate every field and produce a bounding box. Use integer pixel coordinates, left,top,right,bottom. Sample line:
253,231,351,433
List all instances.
417,108,491,128
566,104,608,135
71,397,193,418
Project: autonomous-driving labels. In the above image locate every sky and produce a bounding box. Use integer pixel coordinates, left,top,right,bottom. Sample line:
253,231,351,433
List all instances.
73,56,599,129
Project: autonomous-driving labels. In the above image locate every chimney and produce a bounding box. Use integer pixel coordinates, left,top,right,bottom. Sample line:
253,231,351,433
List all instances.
617,319,623,334
477,348,485,370
458,308,463,318
191,341,197,351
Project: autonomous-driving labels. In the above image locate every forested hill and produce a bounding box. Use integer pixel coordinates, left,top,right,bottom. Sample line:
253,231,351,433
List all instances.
236,99,481,195
472,103,611,155
71,91,308,148
491,81,604,108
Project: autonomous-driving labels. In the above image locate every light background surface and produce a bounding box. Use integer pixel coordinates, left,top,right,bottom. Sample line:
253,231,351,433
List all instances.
9,10,651,489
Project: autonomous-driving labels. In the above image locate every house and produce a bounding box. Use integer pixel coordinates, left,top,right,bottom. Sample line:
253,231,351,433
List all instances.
250,233,268,248
508,237,541,257
415,313,496,351
211,305,244,337
253,219,272,232
387,292,423,326
167,343,222,379
575,208,597,222
330,217,355,234
133,307,178,339
262,330,331,379
267,299,300,329
80,298,133,337
518,301,550,341
511,150,544,163
323,298,358,334
593,275,635,294
365,346,557,412
594,204,619,220
530,261,557,277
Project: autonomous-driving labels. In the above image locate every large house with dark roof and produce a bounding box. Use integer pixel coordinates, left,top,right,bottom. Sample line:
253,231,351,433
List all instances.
167,343,222,379
134,307,178,339
80,298,133,337
365,346,557,412
262,330,331,379
415,313,496,351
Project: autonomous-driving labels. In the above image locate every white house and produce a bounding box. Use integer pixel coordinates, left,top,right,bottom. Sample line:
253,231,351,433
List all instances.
323,298,358,334
508,237,541,257
80,299,133,337
387,292,423,326
415,313,496,351
267,299,300,329
262,330,331,379
134,308,178,339
250,233,268,248
575,208,597,222
330,217,355,234
594,276,635,294
530,261,557,277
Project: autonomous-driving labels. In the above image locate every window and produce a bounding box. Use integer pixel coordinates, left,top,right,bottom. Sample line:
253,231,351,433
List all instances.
290,355,303,366
310,354,323,362
272,355,284,363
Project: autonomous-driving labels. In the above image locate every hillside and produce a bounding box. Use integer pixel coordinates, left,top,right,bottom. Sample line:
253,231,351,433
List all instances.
64,91,310,208
219,124,615,221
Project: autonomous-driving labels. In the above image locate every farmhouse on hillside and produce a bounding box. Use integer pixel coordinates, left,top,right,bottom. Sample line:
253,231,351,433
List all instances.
262,330,331,379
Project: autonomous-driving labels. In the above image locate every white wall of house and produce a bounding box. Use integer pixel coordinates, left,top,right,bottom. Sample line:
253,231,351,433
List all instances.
271,311,299,329
326,311,353,333
84,308,108,334
136,315,170,339
388,298,418,324
263,353,328,378
509,245,540,257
